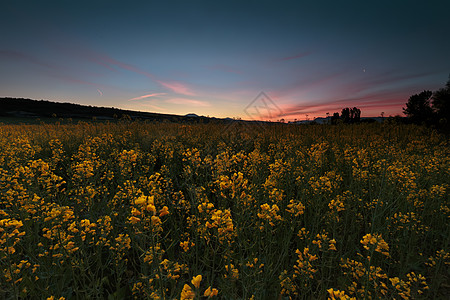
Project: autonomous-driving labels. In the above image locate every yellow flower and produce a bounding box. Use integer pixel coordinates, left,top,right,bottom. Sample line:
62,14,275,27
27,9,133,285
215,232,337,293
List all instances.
360,233,389,256
180,284,195,300
151,216,161,226
131,207,141,216
204,286,219,297
146,204,156,213
191,274,202,288
329,239,337,251
327,288,355,299
225,264,239,280
134,196,147,206
159,206,169,217
128,216,141,224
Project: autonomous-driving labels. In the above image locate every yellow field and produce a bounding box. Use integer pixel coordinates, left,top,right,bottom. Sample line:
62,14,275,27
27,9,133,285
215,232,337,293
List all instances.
0,121,449,299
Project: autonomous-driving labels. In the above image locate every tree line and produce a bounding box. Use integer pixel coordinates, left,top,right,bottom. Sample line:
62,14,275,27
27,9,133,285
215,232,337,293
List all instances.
329,74,449,129
326,107,362,125
403,74,450,128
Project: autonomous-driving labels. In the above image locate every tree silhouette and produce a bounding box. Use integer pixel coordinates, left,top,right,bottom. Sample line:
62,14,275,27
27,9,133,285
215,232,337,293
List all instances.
403,90,433,124
340,107,361,123
432,74,450,124
341,108,350,123
331,112,340,124
351,107,361,122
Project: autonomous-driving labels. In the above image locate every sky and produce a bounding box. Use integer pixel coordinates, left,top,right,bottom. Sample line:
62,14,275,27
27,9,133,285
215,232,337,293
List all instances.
1,0,449,121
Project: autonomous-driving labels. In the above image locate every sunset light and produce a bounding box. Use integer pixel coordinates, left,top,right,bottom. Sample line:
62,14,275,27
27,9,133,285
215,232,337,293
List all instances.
1,1,448,120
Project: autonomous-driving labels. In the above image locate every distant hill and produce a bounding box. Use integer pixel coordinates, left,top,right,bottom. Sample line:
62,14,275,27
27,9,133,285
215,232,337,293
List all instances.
2,97,389,125
0,97,213,123
185,113,199,118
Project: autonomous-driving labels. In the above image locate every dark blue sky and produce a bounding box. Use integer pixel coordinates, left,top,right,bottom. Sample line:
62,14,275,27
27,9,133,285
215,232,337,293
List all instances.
1,0,449,120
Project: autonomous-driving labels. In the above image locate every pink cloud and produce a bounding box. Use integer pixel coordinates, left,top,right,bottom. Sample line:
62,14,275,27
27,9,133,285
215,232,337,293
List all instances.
165,98,210,107
273,89,409,120
333,70,437,97
270,70,350,99
100,56,156,79
264,68,441,120
87,56,117,72
136,103,167,112
77,50,198,96
54,44,198,97
157,80,196,96
128,93,167,101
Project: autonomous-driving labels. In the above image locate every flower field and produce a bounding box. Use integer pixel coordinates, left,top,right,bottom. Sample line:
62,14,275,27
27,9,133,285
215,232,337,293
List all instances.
0,121,449,299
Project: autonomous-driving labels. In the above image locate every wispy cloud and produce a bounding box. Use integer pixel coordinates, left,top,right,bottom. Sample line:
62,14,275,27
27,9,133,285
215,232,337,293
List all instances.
268,70,349,100
56,45,198,97
128,93,167,101
333,70,437,97
136,103,167,112
90,53,197,96
99,55,157,79
275,89,410,119
157,80,196,96
166,98,210,107
97,89,103,96
264,68,440,120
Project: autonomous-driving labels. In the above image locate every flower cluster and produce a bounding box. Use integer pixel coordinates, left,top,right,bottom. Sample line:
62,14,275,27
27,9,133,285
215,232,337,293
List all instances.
0,121,447,299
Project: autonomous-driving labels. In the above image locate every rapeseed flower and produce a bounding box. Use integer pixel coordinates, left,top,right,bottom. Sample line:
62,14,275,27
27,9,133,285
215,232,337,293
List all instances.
191,274,202,288
203,286,218,297
180,284,195,300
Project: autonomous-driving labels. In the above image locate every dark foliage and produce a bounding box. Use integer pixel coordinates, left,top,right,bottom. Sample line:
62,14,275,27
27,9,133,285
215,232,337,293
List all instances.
331,112,340,125
403,90,434,124
432,75,450,125
340,107,361,123
404,75,450,130
0,97,211,123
